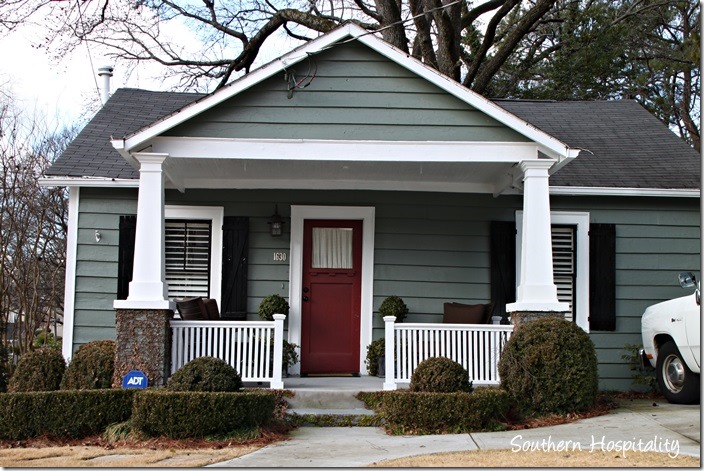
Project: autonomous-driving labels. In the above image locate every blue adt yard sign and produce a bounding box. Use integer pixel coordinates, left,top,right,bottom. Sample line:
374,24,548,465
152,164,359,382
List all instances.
122,370,148,389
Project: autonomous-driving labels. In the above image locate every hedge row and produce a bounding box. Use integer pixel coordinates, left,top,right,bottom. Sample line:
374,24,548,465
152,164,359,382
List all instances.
381,387,511,434
0,389,276,440
0,390,135,440
131,390,276,438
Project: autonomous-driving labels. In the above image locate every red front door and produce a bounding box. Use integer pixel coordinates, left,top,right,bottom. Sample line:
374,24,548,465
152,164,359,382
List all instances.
301,219,362,375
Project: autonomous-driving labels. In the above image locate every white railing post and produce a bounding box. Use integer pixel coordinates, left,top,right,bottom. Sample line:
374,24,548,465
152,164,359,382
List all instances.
271,314,285,389
383,316,397,391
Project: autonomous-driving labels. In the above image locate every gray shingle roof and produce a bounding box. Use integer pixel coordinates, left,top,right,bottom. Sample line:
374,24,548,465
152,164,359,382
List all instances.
496,99,700,189
46,89,700,190
45,88,206,179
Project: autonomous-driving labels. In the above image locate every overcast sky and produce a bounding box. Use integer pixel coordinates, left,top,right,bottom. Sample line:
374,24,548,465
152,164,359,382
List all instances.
0,12,301,133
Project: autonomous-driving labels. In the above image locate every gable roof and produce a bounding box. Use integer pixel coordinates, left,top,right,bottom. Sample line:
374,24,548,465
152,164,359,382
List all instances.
46,88,700,192
111,23,574,162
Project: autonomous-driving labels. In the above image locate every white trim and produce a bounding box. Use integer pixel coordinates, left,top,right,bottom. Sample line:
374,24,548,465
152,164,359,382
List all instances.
178,178,497,194
549,186,700,198
114,23,574,163
38,176,700,198
61,187,79,362
38,177,139,188
515,210,590,332
288,205,375,376
164,205,224,306
151,137,540,162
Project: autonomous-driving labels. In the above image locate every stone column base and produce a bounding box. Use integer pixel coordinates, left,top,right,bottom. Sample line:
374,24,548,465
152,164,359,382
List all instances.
509,311,567,328
113,309,174,388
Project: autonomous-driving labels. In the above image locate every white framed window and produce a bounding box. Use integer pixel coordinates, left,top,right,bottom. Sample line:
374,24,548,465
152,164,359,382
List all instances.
165,206,223,304
516,211,590,331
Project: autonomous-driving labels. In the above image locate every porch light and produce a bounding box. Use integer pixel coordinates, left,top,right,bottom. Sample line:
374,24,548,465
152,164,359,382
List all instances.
94,230,102,243
268,205,285,237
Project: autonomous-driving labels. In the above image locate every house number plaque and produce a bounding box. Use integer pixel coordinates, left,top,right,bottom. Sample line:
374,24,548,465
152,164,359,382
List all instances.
273,252,287,262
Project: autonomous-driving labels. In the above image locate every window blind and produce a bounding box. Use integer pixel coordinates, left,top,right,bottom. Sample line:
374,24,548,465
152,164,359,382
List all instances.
165,220,211,299
552,225,576,322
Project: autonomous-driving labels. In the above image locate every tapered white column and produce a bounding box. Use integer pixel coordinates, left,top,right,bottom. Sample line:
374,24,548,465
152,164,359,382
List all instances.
507,160,568,313
114,153,174,310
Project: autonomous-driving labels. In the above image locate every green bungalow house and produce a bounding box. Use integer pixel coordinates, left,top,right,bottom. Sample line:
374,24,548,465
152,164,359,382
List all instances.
41,24,700,391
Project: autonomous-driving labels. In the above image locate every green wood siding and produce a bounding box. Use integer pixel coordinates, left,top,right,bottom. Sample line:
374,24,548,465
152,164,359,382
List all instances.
73,188,138,352
552,195,700,391
164,43,528,143
72,188,700,391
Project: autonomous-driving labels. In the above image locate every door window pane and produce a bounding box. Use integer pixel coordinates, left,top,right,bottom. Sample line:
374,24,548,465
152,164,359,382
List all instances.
312,227,353,269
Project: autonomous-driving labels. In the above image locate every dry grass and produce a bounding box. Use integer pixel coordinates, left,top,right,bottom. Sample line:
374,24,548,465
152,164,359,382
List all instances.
0,444,260,467
369,449,701,467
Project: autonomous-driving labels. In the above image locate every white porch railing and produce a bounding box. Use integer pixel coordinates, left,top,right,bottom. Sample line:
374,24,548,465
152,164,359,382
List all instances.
382,316,514,390
170,314,285,389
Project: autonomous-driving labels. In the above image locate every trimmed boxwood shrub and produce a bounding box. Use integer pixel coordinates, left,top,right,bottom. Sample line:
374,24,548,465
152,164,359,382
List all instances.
258,294,289,321
61,340,115,390
167,357,242,392
0,389,135,440
381,387,510,434
410,357,473,393
8,347,66,392
378,295,409,323
131,390,276,438
498,317,599,415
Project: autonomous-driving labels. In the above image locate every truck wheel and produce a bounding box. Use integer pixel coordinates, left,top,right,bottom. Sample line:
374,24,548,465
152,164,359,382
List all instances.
656,341,700,404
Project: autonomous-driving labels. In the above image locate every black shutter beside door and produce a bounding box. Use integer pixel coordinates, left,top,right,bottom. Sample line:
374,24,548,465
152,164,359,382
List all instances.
221,217,249,320
589,223,616,331
117,215,137,300
490,221,517,324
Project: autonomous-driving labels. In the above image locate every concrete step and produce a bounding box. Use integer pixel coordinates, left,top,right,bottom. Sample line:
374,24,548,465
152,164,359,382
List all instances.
288,408,376,416
286,389,370,410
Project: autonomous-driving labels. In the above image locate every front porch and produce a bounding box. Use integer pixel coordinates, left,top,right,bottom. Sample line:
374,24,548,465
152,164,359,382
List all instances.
169,316,514,390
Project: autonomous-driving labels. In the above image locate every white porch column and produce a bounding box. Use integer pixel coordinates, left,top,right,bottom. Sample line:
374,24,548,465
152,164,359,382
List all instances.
114,153,174,310
506,160,569,314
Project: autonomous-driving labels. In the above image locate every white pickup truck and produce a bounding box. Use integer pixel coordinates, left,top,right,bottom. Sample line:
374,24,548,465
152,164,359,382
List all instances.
641,273,700,404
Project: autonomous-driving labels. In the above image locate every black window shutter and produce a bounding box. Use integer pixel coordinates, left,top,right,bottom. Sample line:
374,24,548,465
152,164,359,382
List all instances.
589,223,616,331
117,215,137,300
221,217,249,320
490,221,516,324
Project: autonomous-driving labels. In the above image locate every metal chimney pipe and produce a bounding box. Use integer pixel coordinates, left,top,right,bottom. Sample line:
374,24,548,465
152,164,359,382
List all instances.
97,65,114,106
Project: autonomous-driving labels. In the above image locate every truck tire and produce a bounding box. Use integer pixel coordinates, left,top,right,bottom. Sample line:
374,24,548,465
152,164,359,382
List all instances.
656,341,700,404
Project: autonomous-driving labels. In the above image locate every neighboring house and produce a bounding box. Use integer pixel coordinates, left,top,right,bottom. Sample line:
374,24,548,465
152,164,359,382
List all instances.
41,24,700,390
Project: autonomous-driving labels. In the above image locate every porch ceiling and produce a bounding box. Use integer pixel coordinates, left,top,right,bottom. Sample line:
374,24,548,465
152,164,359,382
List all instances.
161,157,518,194
137,137,548,194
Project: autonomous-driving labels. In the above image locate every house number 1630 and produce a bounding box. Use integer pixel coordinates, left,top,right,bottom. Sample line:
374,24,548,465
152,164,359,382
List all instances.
273,252,287,262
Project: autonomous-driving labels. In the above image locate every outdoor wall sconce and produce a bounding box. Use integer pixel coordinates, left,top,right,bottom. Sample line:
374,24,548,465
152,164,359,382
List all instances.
94,230,102,243
268,205,285,237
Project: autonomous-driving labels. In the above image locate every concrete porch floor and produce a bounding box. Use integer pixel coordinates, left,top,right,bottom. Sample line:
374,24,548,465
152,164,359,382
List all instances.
283,375,388,391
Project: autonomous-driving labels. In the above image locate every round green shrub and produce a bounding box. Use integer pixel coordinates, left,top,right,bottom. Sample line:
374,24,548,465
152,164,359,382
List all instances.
378,296,409,323
498,317,599,415
410,357,472,393
61,340,115,390
167,357,242,392
8,347,66,392
258,294,289,321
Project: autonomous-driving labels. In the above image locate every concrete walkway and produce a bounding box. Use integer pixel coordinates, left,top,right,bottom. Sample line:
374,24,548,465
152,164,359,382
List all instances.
210,400,700,467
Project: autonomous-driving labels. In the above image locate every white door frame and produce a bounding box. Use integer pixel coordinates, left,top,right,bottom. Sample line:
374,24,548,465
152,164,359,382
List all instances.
288,205,376,375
